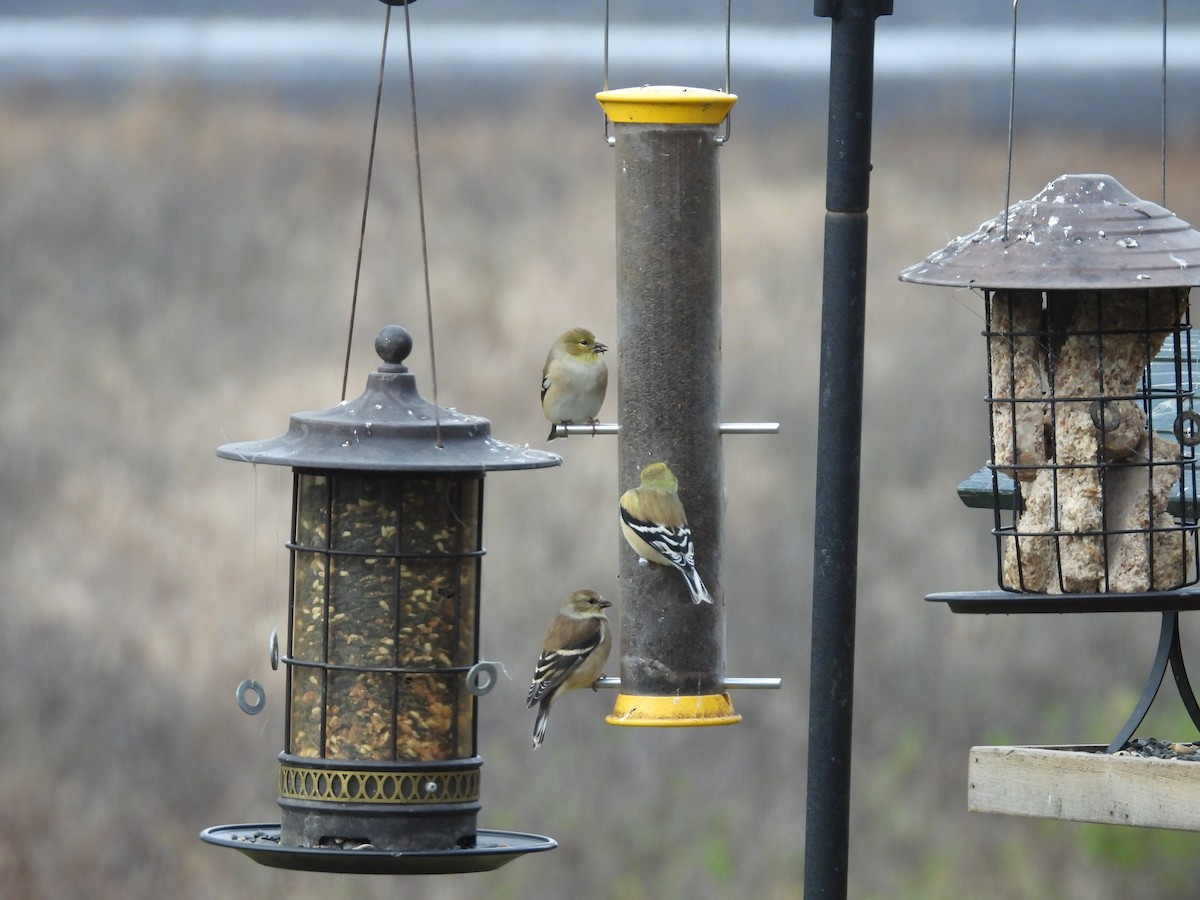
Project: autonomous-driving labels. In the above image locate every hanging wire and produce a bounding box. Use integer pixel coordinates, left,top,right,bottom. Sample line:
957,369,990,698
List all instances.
724,0,732,97
343,6,392,401
602,0,734,145
1004,1,1171,222
714,0,733,144
1001,1,1169,213
341,2,442,445
603,0,610,95
1161,0,1169,205
602,0,615,145
1002,0,1019,242
402,0,443,446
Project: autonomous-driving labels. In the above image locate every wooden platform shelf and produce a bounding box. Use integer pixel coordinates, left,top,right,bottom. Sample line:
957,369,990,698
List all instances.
969,745,1200,831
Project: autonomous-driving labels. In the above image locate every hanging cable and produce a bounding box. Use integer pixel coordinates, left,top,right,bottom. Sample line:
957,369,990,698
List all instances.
603,0,610,94
341,2,442,445
715,0,733,144
1003,0,1019,242
402,0,443,446
342,5,392,401
1161,0,1169,206
602,0,734,145
602,0,614,145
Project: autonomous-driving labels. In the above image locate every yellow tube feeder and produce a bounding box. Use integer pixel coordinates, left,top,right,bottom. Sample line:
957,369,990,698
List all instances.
599,85,741,728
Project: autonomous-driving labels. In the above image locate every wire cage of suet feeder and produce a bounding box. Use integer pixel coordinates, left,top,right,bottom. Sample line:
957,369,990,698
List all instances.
902,174,1200,601
200,326,562,873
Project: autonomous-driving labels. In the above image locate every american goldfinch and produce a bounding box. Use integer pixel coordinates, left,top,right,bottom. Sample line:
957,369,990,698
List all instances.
541,327,609,441
527,589,613,749
619,461,713,604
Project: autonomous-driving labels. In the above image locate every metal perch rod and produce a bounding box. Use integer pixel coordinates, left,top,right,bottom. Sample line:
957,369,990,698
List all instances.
550,422,781,438
593,676,782,690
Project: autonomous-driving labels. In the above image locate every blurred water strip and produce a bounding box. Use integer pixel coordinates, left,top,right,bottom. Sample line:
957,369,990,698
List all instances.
0,18,1197,79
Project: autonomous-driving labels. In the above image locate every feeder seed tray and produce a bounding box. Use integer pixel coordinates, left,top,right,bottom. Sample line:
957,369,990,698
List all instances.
968,745,1200,832
199,824,557,875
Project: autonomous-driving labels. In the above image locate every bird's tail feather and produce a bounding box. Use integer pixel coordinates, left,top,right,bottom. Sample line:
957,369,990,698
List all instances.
683,567,713,604
532,702,551,749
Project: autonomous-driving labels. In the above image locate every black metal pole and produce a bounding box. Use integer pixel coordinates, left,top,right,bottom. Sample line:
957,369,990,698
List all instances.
805,2,891,898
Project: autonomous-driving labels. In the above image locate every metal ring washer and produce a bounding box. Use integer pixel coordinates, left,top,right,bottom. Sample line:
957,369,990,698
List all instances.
1175,410,1200,446
1089,399,1120,433
466,661,499,696
237,679,266,715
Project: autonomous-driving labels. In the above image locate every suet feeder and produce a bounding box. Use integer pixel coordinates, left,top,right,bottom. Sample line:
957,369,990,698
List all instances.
901,175,1200,829
597,85,742,726
202,325,560,873
902,174,1200,597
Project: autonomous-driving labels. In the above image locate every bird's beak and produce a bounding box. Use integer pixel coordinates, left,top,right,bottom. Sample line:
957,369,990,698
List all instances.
593,341,609,354
599,598,613,609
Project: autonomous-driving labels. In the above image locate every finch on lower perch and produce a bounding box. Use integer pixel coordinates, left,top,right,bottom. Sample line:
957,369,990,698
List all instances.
527,589,613,749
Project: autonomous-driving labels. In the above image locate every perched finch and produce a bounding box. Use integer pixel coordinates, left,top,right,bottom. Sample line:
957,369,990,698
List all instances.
541,327,609,441
619,461,712,604
527,589,613,749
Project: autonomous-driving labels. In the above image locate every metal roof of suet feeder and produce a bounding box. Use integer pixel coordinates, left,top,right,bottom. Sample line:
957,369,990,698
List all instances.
203,326,559,874
599,85,743,727
900,173,1200,291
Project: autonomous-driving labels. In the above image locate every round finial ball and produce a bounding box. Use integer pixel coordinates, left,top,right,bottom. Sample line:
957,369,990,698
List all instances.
375,326,413,365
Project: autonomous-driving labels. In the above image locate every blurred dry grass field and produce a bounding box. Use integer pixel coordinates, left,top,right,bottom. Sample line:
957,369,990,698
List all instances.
2,83,1200,898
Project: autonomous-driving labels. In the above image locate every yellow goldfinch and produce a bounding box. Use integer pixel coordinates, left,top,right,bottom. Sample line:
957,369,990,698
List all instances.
619,461,713,605
541,327,608,441
527,589,613,749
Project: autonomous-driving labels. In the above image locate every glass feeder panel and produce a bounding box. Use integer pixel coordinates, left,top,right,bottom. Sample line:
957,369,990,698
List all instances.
289,473,330,758
325,476,399,761
287,472,481,762
985,288,1200,593
393,477,480,761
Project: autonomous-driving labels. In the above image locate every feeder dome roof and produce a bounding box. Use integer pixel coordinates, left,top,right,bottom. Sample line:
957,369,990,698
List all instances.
217,325,562,473
899,173,1200,291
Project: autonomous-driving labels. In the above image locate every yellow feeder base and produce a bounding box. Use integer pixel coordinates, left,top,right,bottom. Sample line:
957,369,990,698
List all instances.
596,85,738,126
605,692,741,727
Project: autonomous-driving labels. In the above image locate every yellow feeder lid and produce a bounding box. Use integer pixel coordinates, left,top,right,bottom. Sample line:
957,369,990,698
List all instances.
606,692,741,727
596,85,738,126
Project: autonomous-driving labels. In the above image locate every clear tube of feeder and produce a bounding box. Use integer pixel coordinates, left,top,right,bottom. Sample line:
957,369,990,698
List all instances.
598,86,740,726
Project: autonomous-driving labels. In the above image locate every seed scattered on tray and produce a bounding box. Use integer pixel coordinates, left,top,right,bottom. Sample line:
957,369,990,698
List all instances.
1110,737,1200,761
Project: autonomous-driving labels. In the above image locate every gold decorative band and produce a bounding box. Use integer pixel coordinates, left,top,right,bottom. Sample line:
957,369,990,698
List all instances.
279,764,480,805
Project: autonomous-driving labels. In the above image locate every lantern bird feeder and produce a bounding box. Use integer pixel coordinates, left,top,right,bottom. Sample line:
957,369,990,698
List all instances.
201,325,561,873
